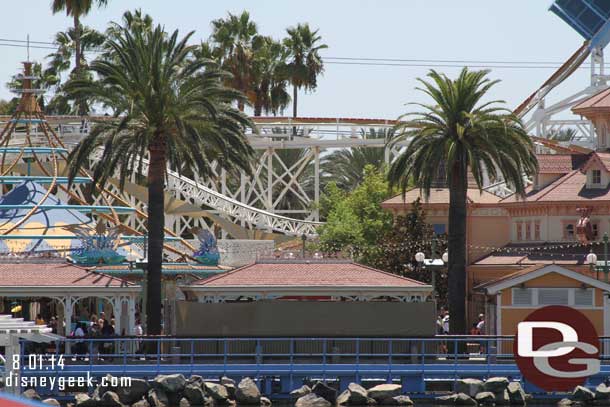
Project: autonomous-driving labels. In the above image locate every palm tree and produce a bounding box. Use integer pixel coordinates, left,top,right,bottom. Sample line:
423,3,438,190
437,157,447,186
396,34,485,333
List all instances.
547,127,577,142
51,0,109,115
250,36,291,116
66,23,255,335
387,68,538,334
322,128,392,190
46,25,105,114
210,11,258,111
284,23,327,118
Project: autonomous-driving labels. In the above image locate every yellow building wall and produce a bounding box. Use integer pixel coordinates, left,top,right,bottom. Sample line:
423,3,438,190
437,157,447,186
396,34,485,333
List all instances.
497,271,605,353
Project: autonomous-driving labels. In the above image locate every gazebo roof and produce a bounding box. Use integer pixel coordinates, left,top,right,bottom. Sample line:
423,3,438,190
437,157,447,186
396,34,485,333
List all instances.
0,261,138,297
191,259,429,289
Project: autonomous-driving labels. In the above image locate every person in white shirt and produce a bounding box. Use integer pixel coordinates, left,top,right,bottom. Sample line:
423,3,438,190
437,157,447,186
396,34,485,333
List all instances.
476,313,485,334
73,323,85,356
134,319,144,356
442,311,450,334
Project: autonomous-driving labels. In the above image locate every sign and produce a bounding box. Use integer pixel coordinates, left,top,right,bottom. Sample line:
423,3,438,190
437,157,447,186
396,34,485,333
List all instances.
514,305,600,391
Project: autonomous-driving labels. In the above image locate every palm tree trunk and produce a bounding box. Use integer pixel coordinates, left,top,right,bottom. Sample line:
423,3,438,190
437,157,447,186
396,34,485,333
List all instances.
73,14,87,117
448,160,468,335
146,138,166,336
254,101,262,116
292,84,298,118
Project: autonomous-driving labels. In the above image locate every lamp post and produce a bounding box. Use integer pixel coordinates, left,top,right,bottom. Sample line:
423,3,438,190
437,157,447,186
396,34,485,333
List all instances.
301,233,307,258
416,240,448,300
588,233,610,282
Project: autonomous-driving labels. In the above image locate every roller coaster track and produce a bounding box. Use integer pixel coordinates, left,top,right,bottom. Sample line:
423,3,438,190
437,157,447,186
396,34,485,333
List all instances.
87,149,323,238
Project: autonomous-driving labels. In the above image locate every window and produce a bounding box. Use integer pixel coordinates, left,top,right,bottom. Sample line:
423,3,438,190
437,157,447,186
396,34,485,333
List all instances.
516,222,523,241
433,224,446,235
593,170,601,185
512,288,533,306
574,288,594,307
565,224,575,240
538,288,569,305
534,222,541,240
593,223,599,240
525,222,532,241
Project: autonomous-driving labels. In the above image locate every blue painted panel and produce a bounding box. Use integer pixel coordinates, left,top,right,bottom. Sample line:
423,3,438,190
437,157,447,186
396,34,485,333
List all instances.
550,0,610,41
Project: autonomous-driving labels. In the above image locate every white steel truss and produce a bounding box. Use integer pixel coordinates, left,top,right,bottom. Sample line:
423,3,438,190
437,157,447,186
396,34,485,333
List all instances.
3,117,397,239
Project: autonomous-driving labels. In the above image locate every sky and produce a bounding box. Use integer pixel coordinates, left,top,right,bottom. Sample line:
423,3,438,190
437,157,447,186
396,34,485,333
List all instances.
0,0,592,120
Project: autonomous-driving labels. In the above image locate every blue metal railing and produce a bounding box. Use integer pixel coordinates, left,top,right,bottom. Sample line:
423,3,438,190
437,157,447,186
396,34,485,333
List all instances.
14,336,610,396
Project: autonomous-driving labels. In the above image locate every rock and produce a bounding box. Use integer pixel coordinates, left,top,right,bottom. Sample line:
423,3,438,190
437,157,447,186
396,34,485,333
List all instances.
337,383,369,405
147,388,170,407
188,375,204,387
221,377,236,386
456,379,485,398
291,385,312,398
113,378,150,405
42,399,61,406
295,393,332,407
155,374,187,395
436,393,477,406
132,401,151,407
367,398,378,405
74,393,99,407
337,390,351,406
180,398,192,407
392,395,414,406
184,384,207,405
225,382,237,400
475,391,496,405
367,384,402,402
101,391,124,407
236,377,261,404
494,389,510,405
483,377,509,393
22,389,42,401
573,385,595,402
348,383,369,405
204,382,229,402
508,382,527,405
455,393,478,406
436,394,458,405
312,381,337,403
597,384,610,401
558,399,573,407
260,396,272,406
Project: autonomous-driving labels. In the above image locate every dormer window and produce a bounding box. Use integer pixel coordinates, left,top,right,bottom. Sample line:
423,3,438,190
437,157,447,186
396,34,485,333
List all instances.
593,169,601,185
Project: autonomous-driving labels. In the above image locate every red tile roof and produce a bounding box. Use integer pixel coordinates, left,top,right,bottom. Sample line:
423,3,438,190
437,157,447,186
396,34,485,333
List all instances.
501,169,610,203
382,188,500,208
582,152,610,173
572,87,610,114
537,154,587,174
474,264,547,290
0,262,133,287
192,261,427,288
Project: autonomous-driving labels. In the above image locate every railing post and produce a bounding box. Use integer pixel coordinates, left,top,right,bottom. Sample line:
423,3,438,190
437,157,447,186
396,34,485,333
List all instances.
156,339,161,375
190,340,195,375
388,340,393,383
290,339,294,367
223,340,228,374
256,339,262,365
122,338,127,374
